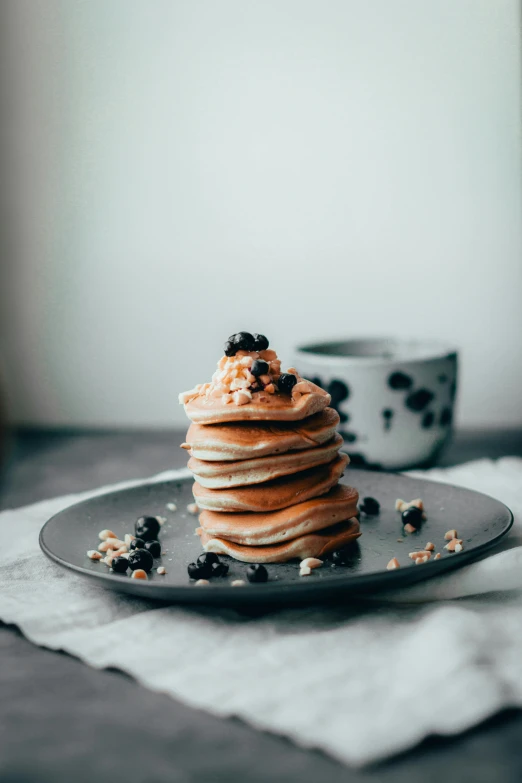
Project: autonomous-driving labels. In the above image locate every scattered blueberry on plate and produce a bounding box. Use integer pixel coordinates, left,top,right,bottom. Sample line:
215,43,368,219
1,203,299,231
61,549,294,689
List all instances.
401,506,423,528
111,556,129,573
135,516,161,541
128,549,154,573
144,540,161,558
360,497,380,515
211,561,229,578
246,564,268,583
197,552,219,567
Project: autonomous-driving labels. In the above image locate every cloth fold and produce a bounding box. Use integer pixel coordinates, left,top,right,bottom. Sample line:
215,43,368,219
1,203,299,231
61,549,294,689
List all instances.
1,458,521,767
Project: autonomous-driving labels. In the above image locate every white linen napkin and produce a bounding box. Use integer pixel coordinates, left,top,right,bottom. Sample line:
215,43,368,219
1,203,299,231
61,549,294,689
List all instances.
1,458,521,767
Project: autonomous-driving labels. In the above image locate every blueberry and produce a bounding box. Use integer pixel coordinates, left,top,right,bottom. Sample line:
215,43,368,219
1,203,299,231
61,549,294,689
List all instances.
187,562,211,580
211,561,229,578
278,373,297,394
253,333,269,351
128,549,154,573
144,540,161,558
135,516,161,541
230,332,255,351
360,496,380,515
130,538,145,550
197,552,220,568
251,359,269,377
111,556,129,573
246,564,268,583
332,549,352,565
224,340,236,357
401,506,423,528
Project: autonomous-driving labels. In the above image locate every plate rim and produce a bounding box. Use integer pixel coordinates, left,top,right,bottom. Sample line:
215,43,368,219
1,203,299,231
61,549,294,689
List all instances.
38,471,514,602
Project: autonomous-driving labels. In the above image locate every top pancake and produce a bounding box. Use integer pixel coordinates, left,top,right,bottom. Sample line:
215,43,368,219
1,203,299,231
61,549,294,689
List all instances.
182,408,340,461
183,381,330,424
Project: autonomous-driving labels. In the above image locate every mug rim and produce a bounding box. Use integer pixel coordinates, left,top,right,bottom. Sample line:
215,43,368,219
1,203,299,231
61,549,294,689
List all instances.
294,337,458,366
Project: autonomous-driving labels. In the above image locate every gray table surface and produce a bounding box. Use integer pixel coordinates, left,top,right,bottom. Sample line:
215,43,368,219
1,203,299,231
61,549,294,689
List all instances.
1,427,522,783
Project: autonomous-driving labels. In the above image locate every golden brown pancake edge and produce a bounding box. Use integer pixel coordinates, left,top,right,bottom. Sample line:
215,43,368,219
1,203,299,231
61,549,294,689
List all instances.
192,453,349,513
198,517,361,563
197,484,359,545
187,433,343,489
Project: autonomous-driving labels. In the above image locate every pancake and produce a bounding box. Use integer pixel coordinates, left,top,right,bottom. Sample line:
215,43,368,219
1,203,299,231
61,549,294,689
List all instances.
182,408,340,461
192,453,349,513
198,484,359,545
198,517,361,563
183,381,330,424
188,434,343,489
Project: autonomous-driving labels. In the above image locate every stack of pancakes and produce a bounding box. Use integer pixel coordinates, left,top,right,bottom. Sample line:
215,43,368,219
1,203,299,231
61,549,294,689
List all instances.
180,367,361,563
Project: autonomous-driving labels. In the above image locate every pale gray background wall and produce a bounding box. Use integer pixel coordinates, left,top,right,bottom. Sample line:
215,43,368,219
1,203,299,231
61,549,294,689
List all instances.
1,0,521,428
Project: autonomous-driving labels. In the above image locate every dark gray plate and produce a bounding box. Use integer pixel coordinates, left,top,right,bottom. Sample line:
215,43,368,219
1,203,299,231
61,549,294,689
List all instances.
39,469,513,606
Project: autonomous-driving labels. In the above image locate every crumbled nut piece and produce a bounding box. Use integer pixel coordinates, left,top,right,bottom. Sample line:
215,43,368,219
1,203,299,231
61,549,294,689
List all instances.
157,566,167,575
292,381,313,396
404,523,416,534
425,542,435,552
415,555,429,564
231,580,246,586
387,557,400,570
166,503,177,512
187,503,199,515
112,546,128,557
409,550,432,561
396,498,424,513
299,566,312,576
124,534,135,547
444,538,463,552
195,579,210,586
264,384,275,394
87,550,102,560
98,529,118,541
98,538,125,552
434,553,442,560
444,529,458,540
131,569,148,580
180,443,190,450
233,390,252,406
300,558,323,570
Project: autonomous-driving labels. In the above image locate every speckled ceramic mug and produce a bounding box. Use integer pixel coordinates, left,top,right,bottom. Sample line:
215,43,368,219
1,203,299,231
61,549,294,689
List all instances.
293,338,458,471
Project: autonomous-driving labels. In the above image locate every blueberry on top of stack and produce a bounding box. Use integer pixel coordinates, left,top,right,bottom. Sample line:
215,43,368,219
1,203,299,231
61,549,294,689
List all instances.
178,333,361,564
